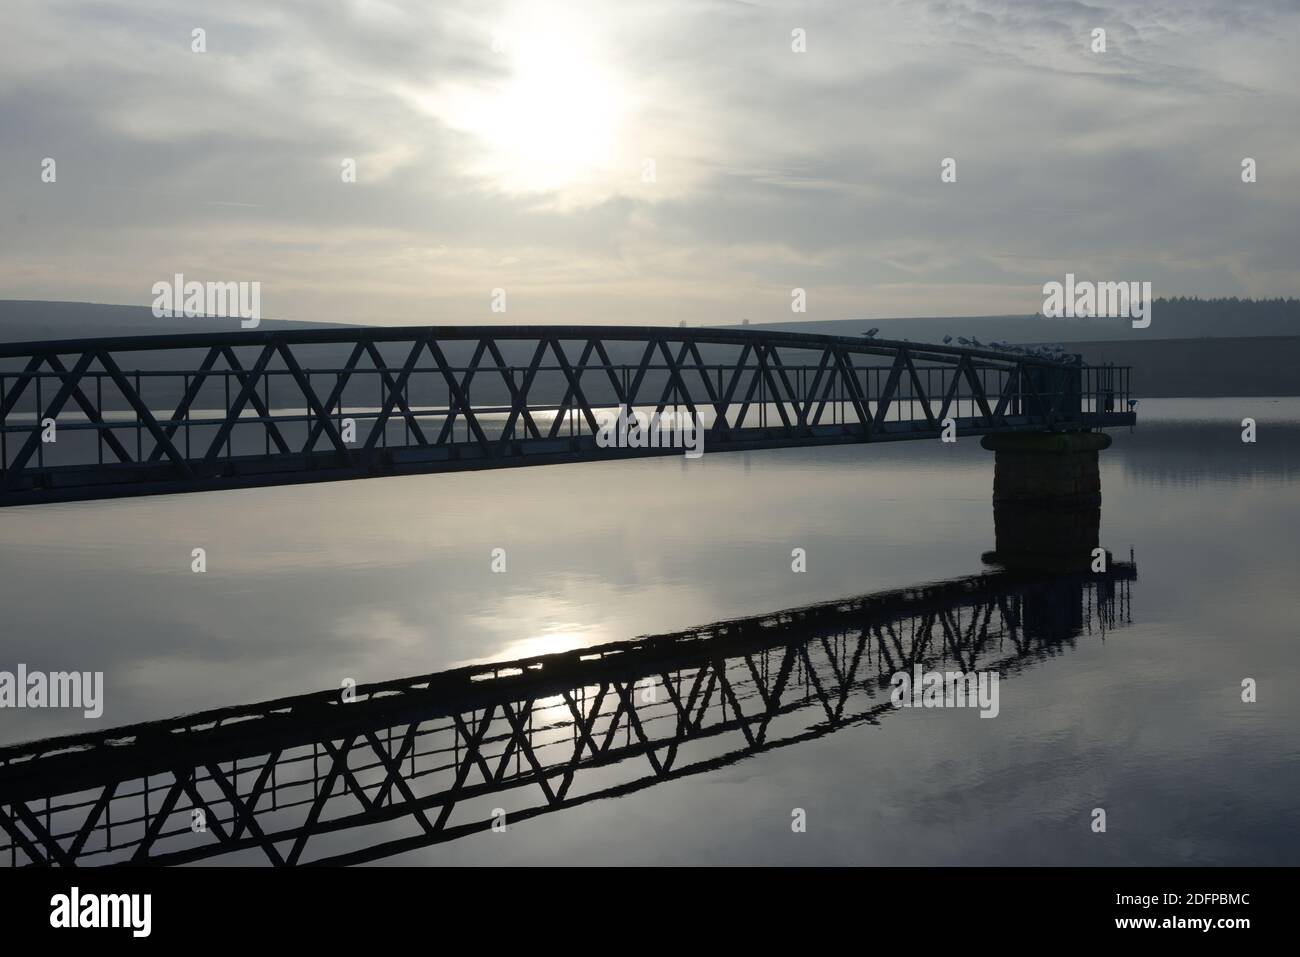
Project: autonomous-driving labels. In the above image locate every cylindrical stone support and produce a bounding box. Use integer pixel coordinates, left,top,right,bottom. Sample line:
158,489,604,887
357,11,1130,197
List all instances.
980,431,1112,571
980,431,1112,508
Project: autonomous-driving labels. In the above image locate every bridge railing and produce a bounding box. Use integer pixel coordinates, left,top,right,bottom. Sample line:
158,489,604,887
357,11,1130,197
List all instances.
0,326,1134,504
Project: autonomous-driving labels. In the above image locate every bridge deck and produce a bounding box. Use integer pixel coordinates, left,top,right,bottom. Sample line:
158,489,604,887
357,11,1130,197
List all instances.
0,326,1134,506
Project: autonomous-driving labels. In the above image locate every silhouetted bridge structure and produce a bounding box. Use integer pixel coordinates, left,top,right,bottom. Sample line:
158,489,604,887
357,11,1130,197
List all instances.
0,560,1135,866
0,326,1133,506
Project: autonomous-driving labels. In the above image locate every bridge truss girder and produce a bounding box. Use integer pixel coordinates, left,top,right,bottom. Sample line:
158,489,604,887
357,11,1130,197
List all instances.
0,326,1133,505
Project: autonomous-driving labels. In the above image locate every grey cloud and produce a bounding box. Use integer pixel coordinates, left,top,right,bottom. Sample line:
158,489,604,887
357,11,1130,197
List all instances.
0,0,1295,324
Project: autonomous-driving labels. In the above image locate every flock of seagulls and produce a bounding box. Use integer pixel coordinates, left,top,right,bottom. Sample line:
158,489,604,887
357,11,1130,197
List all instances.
862,329,1076,363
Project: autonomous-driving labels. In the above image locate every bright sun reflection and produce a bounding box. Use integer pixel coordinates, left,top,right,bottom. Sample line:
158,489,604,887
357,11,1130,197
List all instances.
469,628,606,669
424,8,627,195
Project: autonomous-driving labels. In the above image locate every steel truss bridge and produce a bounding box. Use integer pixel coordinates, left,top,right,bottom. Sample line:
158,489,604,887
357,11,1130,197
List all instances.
0,326,1133,506
0,561,1135,867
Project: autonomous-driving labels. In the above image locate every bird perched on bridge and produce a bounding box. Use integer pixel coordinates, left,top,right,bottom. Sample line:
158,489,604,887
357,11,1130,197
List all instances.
957,336,971,346
1128,399,1138,409
942,335,953,344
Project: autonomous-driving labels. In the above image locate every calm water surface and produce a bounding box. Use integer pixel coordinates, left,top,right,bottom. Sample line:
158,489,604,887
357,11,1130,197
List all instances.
2,398,1297,864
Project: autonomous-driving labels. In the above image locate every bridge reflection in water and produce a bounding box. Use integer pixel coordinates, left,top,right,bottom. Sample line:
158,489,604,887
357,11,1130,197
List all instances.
0,548,1135,867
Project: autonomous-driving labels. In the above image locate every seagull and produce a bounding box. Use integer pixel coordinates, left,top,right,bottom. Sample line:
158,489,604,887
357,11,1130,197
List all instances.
942,335,953,344
861,327,879,338
957,336,971,346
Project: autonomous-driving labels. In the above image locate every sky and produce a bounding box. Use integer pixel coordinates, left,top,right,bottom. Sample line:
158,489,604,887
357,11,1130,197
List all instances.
1,0,1298,326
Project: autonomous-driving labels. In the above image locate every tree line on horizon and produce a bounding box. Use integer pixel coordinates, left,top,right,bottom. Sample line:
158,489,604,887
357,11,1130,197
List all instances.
1032,296,1300,336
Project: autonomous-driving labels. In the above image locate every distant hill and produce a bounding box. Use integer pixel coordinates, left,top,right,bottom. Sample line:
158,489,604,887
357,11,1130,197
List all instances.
0,300,351,343
726,300,1300,396
4,297,1298,345
1073,337,1300,398
729,298,1300,344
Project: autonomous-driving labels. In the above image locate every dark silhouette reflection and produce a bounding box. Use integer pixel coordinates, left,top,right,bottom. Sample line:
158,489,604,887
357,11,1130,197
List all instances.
0,557,1136,867
984,503,1103,572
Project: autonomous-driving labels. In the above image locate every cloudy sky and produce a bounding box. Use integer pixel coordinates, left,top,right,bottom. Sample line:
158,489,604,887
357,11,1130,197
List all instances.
2,0,1297,326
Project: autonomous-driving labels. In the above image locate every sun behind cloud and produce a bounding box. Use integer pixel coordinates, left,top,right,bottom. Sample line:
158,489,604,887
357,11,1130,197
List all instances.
413,4,632,200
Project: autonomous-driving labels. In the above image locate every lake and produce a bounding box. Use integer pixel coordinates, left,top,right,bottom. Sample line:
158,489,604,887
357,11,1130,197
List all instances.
1,397,1297,865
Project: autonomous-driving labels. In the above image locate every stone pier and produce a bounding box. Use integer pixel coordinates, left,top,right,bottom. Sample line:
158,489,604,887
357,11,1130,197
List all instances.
981,431,1111,507
980,431,1112,571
